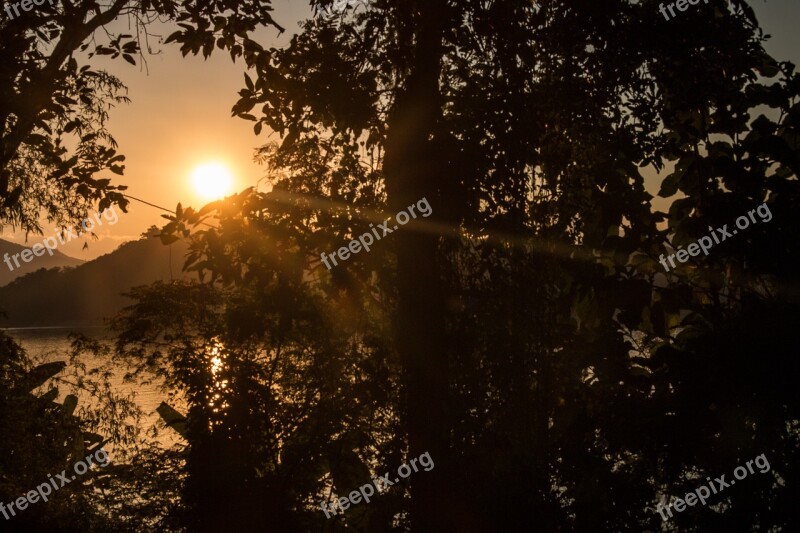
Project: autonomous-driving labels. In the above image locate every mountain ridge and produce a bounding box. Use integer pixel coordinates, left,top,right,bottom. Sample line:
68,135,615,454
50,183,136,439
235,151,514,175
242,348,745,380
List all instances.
0,235,191,328
0,238,85,287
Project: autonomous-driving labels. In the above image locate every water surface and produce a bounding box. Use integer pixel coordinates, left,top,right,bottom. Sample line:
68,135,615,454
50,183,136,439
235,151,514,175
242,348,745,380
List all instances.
4,326,164,416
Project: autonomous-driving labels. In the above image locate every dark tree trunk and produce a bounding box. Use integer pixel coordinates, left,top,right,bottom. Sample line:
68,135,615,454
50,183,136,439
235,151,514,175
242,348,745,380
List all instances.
382,0,460,529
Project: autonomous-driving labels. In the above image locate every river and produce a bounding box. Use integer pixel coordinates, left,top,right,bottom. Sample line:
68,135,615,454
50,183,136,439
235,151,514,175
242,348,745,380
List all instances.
4,326,165,419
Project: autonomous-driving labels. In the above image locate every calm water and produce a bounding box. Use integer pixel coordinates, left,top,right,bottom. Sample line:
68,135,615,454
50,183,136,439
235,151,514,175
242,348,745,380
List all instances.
4,327,164,416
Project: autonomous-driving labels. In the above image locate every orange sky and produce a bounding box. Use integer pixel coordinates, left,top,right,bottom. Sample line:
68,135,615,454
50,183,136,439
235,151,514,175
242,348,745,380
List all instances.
3,0,799,260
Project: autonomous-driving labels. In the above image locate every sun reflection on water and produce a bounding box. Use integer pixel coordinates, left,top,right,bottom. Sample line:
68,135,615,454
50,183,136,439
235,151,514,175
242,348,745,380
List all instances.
205,337,230,430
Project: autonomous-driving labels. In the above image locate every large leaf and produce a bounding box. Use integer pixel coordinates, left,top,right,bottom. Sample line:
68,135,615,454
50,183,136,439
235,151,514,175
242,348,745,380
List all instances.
156,402,189,438
62,394,79,416
37,387,59,404
14,362,66,393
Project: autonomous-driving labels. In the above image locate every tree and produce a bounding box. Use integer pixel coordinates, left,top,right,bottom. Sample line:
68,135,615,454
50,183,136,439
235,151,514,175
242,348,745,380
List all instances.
0,0,285,234
131,0,800,529
0,330,158,530
1,0,134,233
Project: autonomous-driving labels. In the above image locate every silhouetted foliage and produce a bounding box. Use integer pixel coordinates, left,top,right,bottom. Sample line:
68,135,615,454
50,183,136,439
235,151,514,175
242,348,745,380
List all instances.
0,331,176,531
147,0,800,530
4,0,799,531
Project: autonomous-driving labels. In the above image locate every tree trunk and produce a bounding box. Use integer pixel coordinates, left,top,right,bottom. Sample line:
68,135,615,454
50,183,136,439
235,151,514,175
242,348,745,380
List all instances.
382,0,458,529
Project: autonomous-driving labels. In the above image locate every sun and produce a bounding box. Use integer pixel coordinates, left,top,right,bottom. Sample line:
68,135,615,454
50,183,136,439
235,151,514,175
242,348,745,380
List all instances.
191,163,234,201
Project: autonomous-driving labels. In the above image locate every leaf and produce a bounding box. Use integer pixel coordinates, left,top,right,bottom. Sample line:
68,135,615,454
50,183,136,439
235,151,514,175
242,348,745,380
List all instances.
630,252,657,275
164,30,182,44
26,133,49,145
639,306,655,335
14,362,66,393
83,433,105,446
3,187,23,208
160,234,180,245
755,50,780,78
197,202,218,217
38,387,59,403
668,198,694,229
63,394,78,416
156,402,189,438
280,128,300,152
658,173,679,198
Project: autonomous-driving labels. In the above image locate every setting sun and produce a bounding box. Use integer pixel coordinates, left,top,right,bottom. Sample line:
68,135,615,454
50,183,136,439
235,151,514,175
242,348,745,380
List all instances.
191,163,234,200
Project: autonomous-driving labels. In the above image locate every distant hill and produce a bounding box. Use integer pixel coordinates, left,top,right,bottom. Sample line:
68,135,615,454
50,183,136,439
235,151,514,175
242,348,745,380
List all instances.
0,238,84,287
0,235,191,328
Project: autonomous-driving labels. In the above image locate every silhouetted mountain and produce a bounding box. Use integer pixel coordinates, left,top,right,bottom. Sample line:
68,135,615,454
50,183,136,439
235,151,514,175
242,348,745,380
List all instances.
0,235,191,327
0,238,84,287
